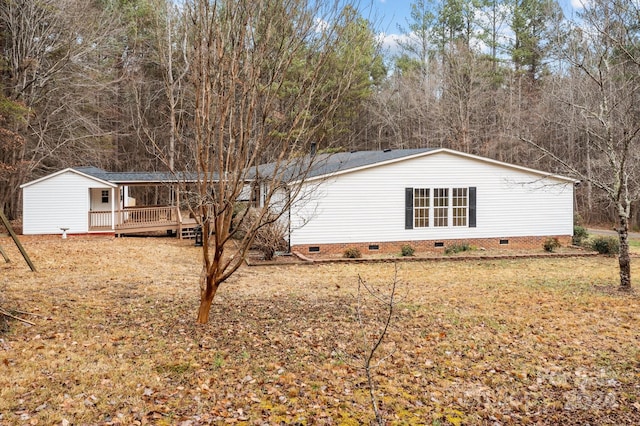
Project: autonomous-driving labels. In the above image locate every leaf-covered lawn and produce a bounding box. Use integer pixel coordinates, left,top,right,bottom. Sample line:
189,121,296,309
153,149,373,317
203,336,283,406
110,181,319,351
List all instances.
1,236,640,425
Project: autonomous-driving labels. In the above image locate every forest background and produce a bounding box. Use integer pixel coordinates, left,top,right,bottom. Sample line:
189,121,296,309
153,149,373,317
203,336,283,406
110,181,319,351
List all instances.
1,0,639,230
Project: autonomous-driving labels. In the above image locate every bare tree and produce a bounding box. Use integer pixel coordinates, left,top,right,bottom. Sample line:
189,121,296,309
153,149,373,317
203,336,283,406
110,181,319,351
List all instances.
353,268,400,426
0,95,29,215
182,0,369,323
0,0,124,217
526,0,640,290
132,0,190,174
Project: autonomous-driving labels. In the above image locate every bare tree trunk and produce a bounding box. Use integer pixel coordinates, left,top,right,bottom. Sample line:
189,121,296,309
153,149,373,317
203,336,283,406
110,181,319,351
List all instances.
617,213,631,290
585,140,593,221
197,273,219,324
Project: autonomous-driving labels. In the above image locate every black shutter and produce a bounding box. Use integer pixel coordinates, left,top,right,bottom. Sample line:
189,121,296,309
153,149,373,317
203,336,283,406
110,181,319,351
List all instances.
469,187,476,228
405,188,413,229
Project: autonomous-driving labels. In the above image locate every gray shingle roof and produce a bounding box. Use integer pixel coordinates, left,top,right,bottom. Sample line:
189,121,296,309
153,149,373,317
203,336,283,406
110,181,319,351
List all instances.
75,149,435,184
253,148,435,182
75,167,202,184
304,148,435,179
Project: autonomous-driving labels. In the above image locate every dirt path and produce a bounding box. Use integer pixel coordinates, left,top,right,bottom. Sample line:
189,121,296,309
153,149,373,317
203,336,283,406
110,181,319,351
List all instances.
588,227,640,239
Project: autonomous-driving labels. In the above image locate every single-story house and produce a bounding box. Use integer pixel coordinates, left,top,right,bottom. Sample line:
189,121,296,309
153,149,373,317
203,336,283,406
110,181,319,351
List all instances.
21,148,577,254
20,166,267,237
283,147,577,254
20,167,200,237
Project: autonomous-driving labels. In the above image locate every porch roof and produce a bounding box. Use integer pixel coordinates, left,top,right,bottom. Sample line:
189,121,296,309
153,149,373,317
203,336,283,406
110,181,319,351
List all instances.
76,167,203,185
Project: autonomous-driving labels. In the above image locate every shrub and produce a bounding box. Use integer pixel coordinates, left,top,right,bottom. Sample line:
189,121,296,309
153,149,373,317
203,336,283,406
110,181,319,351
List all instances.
400,244,415,257
240,208,288,261
230,203,250,238
572,225,589,246
343,247,362,259
574,213,584,226
444,243,472,255
543,237,561,252
590,236,620,255
252,221,288,261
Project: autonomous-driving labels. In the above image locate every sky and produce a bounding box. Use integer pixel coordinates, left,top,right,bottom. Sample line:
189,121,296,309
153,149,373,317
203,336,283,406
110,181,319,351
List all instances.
362,0,412,56
369,0,413,35
369,0,585,32
364,0,585,59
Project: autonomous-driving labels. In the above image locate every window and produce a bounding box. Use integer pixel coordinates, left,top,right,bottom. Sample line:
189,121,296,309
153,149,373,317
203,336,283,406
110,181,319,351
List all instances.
101,190,109,203
433,188,448,227
452,188,468,227
251,184,260,208
413,188,429,228
405,186,476,229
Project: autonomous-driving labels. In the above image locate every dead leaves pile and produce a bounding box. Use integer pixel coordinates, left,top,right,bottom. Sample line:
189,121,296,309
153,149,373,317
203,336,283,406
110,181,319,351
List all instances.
1,236,640,424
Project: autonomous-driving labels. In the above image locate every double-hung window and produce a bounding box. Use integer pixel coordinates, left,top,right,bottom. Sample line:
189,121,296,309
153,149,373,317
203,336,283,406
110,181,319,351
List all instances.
414,188,430,228
433,188,449,227
406,186,475,229
452,188,468,226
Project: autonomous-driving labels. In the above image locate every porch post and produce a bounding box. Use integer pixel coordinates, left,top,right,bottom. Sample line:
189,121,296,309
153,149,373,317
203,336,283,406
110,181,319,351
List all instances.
111,187,116,231
176,185,181,235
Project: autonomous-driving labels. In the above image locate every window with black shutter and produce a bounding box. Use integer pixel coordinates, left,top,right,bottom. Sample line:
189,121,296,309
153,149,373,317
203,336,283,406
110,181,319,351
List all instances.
405,186,477,229
468,187,476,228
405,187,413,229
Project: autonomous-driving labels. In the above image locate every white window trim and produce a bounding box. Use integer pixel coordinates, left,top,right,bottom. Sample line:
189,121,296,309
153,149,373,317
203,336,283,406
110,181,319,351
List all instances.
412,187,469,228
452,187,468,227
413,188,430,228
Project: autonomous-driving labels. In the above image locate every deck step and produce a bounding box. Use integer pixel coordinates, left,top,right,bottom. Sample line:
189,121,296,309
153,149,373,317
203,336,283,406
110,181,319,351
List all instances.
181,226,197,239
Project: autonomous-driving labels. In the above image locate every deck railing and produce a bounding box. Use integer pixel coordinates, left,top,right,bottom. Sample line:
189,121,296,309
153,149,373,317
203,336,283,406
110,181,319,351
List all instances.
89,210,114,229
89,206,179,230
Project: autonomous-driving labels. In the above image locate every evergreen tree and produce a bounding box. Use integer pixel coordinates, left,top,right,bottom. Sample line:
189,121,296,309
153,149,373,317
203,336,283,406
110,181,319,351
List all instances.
510,0,563,85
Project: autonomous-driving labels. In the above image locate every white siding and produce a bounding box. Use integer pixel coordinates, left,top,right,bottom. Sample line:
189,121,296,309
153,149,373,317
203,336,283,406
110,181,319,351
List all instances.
22,171,112,235
90,188,112,211
290,151,574,245
239,184,252,203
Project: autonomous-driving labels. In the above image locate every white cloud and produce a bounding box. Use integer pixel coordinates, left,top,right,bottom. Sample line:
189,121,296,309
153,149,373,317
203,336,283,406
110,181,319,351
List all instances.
376,32,410,59
314,17,329,33
571,0,588,9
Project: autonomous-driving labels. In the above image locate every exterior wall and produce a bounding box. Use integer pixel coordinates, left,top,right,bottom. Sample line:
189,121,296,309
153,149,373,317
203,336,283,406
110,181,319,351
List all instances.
240,182,267,207
289,151,574,247
239,184,253,204
22,171,112,235
89,188,113,211
292,235,573,256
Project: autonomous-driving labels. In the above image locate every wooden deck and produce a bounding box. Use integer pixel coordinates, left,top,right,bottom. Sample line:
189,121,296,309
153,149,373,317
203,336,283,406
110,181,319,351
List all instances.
89,206,198,238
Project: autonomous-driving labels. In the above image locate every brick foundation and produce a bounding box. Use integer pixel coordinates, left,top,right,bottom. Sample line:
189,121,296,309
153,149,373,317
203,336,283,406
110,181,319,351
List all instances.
292,235,573,256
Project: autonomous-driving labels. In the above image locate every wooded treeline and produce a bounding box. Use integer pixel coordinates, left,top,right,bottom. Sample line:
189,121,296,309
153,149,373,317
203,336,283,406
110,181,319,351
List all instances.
1,0,639,229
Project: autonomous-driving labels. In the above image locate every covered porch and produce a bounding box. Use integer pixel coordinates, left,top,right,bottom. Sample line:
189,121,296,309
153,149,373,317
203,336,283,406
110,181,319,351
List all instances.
77,166,263,238
88,205,198,237
79,167,199,238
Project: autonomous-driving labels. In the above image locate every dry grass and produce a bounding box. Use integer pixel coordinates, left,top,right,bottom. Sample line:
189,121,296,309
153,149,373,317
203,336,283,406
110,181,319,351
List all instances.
1,235,640,425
